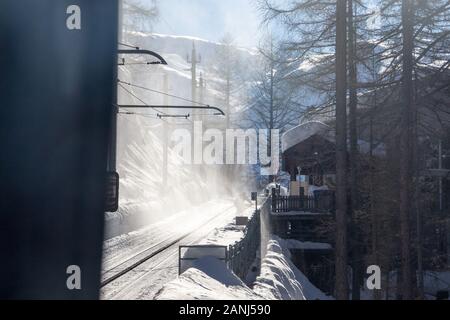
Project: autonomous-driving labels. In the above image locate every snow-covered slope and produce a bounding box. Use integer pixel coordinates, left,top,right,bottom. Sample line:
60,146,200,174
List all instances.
154,256,259,300
121,32,257,113
253,237,332,300
127,32,257,63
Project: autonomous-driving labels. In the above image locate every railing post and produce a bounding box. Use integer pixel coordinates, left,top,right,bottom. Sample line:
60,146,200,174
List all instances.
228,245,233,271
314,192,319,213
272,187,277,212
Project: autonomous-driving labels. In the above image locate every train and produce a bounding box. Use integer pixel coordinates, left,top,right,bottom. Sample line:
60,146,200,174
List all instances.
0,0,118,299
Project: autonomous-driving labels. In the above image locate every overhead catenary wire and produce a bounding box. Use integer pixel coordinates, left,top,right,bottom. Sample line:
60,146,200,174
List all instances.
192,112,223,116
118,83,196,123
119,61,163,66
118,82,169,116
157,114,190,119
118,42,140,50
118,80,225,117
118,111,159,119
118,79,210,107
118,85,196,123
118,111,189,126
117,102,191,123
119,111,190,120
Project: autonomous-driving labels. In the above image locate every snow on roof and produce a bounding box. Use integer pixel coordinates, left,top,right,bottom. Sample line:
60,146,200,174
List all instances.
281,121,386,156
282,121,334,153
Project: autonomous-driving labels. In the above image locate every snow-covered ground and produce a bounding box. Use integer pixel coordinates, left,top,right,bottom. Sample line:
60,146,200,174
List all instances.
155,236,333,300
102,193,334,301
154,256,259,300
101,198,254,300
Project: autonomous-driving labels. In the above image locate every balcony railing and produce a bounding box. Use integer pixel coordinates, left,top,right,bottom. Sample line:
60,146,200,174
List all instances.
271,189,335,213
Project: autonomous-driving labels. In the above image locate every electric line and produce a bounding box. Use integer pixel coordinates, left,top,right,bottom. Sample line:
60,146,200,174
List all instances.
118,111,192,126
118,111,159,119
118,79,210,107
118,85,193,123
118,83,169,116
160,16,177,35
119,61,163,66
192,112,223,116
118,42,140,50
117,90,191,123
157,114,190,119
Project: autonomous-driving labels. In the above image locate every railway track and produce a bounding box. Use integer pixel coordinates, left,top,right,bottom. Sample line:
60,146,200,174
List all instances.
100,205,235,288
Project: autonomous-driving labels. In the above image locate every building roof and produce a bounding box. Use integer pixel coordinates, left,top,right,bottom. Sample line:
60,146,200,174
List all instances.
282,121,334,154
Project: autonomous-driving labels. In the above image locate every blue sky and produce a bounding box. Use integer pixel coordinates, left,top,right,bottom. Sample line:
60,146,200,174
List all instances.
151,0,265,47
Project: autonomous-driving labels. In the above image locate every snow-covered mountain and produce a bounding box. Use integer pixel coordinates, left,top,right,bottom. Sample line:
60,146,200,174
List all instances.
121,32,257,113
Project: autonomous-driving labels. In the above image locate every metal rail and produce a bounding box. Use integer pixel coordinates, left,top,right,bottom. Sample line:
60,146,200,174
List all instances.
118,49,168,65
118,104,225,116
100,205,234,288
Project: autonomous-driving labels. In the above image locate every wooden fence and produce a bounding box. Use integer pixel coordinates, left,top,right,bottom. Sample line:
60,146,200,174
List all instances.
228,204,261,281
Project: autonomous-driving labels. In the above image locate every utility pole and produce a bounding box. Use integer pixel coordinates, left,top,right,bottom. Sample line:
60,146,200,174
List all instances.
269,39,275,183
198,72,207,179
225,67,231,129
198,72,207,123
187,42,201,120
199,72,205,106
162,72,169,192
187,41,201,170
